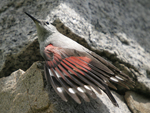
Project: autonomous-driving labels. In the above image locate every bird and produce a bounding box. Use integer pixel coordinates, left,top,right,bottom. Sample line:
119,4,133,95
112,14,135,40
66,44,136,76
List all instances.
25,12,134,107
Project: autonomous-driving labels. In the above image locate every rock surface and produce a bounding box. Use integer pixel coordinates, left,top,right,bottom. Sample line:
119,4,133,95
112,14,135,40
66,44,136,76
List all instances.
0,0,150,113
0,62,51,113
125,91,150,113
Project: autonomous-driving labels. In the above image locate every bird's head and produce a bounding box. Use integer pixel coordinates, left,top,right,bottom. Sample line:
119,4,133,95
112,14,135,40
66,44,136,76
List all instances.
25,12,57,42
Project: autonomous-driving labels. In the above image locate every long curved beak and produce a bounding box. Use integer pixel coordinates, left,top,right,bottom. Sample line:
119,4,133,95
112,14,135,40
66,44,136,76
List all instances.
25,12,41,24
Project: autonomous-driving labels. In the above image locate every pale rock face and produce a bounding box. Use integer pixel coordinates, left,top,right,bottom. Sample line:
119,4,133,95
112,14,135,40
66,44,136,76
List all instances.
0,0,150,113
0,62,50,113
125,91,150,113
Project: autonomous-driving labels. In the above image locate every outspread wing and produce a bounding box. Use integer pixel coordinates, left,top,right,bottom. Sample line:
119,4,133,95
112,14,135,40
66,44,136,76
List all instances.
43,44,134,106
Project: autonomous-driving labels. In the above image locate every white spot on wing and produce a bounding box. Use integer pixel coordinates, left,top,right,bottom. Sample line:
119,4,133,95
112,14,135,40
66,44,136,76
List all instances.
115,76,124,81
110,77,119,82
77,87,84,93
54,70,61,78
57,87,63,93
68,88,75,94
84,85,91,90
104,80,107,83
48,69,54,76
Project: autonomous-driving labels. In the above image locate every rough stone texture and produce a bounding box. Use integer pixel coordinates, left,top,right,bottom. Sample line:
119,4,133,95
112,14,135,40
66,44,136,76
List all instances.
0,62,51,113
0,0,150,113
125,91,150,113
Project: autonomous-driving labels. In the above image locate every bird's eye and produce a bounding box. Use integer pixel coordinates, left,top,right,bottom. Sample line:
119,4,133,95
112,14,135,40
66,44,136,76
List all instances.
46,21,49,25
